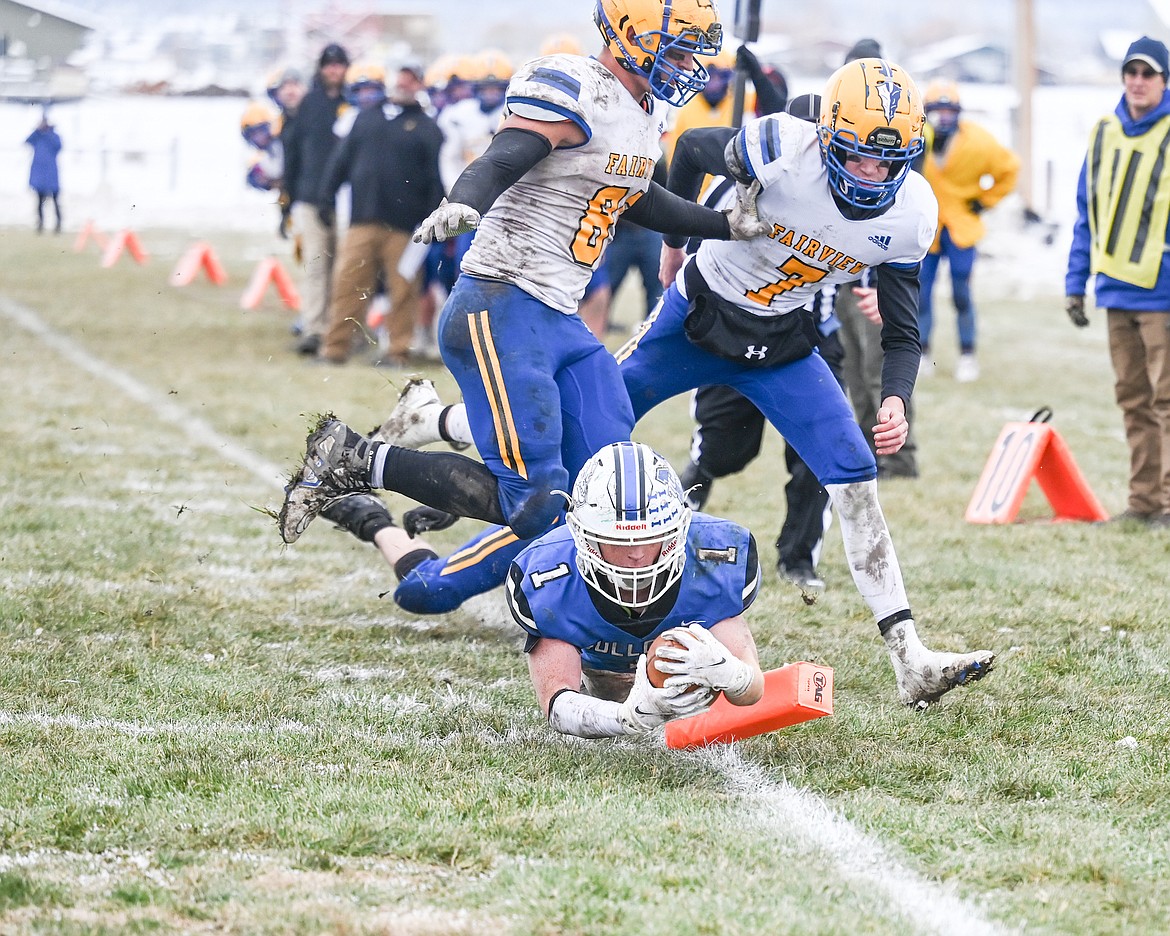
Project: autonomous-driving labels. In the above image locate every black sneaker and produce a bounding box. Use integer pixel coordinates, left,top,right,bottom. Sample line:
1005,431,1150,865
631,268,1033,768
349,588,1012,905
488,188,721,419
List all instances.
320,494,396,543
277,416,375,544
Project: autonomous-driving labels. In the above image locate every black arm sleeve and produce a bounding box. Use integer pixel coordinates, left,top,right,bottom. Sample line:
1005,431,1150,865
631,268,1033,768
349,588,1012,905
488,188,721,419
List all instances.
666,126,738,203
622,180,731,242
875,262,923,405
447,126,553,215
736,45,787,116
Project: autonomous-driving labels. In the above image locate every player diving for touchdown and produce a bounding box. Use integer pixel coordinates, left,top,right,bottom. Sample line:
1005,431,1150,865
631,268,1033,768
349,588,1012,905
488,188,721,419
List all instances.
286,56,997,709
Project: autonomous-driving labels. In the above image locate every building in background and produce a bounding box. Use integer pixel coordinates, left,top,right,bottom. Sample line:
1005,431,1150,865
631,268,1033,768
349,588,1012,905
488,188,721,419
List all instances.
0,0,95,102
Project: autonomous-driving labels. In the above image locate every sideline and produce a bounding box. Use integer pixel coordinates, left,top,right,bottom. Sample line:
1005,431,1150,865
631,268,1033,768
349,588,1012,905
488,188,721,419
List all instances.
3,293,1007,935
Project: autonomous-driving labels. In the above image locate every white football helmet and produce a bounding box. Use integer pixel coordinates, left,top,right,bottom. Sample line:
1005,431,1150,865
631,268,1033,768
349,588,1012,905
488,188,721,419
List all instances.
565,442,692,609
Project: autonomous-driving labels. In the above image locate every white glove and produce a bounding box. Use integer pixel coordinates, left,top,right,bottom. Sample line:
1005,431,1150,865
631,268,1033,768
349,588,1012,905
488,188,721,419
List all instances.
655,623,754,699
619,654,715,733
412,198,481,245
724,179,770,241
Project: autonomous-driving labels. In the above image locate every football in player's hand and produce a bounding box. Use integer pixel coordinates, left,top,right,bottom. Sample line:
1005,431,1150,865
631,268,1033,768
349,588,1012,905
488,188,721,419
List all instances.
647,632,695,691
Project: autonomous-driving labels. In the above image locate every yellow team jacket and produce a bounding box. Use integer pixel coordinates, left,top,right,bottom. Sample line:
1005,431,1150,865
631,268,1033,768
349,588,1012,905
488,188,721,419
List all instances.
923,120,1020,250
662,88,757,163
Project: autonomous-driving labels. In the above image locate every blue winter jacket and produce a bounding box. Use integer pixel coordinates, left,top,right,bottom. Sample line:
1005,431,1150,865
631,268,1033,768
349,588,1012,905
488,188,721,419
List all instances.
1065,90,1170,311
26,126,62,194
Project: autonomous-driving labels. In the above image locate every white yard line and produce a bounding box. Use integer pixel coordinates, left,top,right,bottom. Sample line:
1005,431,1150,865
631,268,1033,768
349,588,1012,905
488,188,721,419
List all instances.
705,746,1011,936
0,296,286,491
4,293,1007,934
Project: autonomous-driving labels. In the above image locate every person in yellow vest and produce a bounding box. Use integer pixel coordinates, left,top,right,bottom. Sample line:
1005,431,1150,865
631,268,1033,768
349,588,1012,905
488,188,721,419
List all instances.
1066,36,1170,528
918,79,1019,382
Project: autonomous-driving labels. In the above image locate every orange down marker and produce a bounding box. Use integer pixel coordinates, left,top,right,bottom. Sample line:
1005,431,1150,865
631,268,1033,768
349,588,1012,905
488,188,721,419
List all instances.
239,257,300,311
171,241,227,286
665,661,834,749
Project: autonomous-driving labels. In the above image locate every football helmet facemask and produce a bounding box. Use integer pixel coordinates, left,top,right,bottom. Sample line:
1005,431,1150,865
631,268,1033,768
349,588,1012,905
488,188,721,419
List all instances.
818,58,925,210
345,62,387,108
594,0,723,107
565,442,692,610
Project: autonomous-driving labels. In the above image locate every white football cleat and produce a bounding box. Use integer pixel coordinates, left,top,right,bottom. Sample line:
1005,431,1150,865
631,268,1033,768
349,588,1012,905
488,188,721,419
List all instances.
892,646,995,708
371,378,464,450
955,354,980,383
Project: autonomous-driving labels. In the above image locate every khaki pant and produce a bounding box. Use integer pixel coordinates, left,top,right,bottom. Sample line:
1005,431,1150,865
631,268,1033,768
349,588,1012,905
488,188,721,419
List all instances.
321,223,420,363
1107,309,1170,515
292,202,336,340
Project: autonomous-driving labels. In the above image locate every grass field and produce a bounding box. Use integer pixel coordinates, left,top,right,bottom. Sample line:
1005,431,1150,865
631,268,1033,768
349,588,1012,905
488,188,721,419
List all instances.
2,226,1169,935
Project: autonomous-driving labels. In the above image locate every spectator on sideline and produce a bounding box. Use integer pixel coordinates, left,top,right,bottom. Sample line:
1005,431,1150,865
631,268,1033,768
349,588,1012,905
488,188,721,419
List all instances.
316,64,444,367
281,42,349,356
1066,36,1170,528
26,114,62,234
918,78,1019,383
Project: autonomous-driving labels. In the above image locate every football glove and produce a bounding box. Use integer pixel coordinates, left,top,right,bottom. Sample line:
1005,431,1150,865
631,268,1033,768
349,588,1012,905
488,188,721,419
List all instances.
413,198,481,245
654,623,754,699
724,180,770,241
1066,295,1089,328
619,655,714,733
402,505,459,537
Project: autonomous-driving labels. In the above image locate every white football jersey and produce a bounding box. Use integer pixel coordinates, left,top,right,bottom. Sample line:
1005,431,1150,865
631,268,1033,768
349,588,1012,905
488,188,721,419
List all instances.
688,114,938,316
437,97,505,192
461,54,665,314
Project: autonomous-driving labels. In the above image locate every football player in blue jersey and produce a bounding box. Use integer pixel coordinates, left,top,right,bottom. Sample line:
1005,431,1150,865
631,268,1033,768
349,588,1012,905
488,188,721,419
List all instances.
512,441,763,737
275,0,769,552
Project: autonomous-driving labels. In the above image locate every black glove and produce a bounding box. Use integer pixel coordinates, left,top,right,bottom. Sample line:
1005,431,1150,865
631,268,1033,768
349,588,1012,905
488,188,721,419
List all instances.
402,506,460,538
278,205,291,240
968,199,985,215
736,45,761,77
1066,295,1089,328
317,204,335,228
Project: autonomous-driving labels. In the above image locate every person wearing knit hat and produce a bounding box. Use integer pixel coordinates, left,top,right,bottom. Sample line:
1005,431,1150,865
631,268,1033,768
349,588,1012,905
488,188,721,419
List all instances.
1066,35,1170,527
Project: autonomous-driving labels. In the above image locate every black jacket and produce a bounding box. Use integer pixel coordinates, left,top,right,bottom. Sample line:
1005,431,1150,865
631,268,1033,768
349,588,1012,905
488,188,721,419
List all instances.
281,76,344,205
318,102,445,232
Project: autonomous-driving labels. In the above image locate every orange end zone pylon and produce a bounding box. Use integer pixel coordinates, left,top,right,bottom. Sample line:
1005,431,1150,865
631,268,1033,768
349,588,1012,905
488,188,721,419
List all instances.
240,257,300,311
73,220,108,253
965,407,1108,524
665,661,834,749
100,229,149,268
171,241,227,286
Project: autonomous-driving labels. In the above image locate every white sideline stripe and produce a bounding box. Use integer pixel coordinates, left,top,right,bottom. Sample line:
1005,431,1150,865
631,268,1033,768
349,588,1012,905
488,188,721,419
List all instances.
0,296,286,490
707,747,1008,936
4,295,1002,933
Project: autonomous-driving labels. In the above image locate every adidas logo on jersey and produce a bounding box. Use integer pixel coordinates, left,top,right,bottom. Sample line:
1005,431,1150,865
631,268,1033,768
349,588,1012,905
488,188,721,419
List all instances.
868,234,892,251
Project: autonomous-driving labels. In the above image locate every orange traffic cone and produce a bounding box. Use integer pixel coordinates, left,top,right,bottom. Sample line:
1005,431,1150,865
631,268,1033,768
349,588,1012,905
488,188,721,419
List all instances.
73,220,108,253
171,241,227,286
240,257,300,311
965,407,1108,524
100,229,149,268
664,661,834,749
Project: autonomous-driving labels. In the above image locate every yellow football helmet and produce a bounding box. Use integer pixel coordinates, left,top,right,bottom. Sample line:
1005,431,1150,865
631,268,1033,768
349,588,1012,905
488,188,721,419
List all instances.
424,53,461,90
540,32,584,57
475,48,514,84
240,100,276,144
818,58,925,209
345,62,386,88
594,0,723,106
924,78,961,110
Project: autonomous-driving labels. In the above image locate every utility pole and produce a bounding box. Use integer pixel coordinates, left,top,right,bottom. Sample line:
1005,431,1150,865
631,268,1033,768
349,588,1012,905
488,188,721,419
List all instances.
1015,0,1035,212
731,0,762,128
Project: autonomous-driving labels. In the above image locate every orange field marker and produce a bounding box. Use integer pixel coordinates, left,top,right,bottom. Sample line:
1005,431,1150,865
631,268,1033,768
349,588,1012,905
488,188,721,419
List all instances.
100,229,149,268
171,241,228,286
665,661,834,749
240,257,300,311
73,220,108,253
965,408,1108,524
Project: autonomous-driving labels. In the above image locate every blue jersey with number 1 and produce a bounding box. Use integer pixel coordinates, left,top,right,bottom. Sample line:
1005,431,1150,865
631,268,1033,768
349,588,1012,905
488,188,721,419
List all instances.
505,513,760,673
